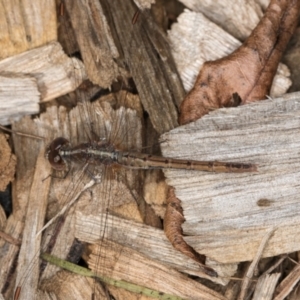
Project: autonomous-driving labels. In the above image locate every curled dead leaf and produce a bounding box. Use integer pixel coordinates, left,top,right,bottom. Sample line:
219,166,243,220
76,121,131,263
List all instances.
164,187,218,277
179,0,300,125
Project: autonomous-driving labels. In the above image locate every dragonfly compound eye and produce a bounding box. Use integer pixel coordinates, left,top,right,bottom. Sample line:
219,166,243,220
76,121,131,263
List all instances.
45,137,70,170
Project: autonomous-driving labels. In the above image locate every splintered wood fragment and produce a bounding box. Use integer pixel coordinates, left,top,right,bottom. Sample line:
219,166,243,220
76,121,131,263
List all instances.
102,0,185,133
238,227,276,300
39,270,106,300
88,240,227,300
0,41,86,120
0,0,57,59
168,9,291,97
179,0,263,41
274,263,300,300
252,273,281,300
62,0,122,88
0,205,5,229
0,74,40,125
75,211,235,285
161,92,300,265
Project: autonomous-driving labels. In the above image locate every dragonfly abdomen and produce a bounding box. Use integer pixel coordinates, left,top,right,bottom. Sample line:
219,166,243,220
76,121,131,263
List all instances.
116,152,257,173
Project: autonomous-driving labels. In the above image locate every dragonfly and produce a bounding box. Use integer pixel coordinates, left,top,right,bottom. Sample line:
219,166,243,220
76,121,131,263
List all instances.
4,1,258,300
10,91,257,300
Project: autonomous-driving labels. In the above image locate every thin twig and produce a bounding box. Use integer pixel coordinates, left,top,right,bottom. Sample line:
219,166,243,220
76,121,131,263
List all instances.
0,124,44,140
238,227,276,300
36,165,101,236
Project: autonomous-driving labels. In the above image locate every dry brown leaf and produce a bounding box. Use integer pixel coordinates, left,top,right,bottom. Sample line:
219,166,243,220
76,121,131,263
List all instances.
179,0,300,125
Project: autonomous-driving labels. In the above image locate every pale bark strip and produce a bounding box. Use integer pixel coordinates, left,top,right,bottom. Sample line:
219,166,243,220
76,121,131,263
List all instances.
252,273,281,300
14,149,51,300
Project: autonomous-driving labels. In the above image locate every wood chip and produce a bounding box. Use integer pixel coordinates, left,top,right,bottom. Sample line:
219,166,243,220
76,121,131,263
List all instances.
0,0,56,59
161,92,300,264
88,240,227,300
0,42,86,124
253,273,281,300
178,0,263,40
75,211,236,286
0,74,39,125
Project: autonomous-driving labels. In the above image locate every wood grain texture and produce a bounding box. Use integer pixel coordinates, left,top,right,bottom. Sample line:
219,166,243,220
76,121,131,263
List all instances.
0,74,39,125
0,0,56,59
88,240,227,300
161,91,300,263
100,0,185,133
253,273,281,300
0,42,86,124
0,41,86,102
75,211,236,286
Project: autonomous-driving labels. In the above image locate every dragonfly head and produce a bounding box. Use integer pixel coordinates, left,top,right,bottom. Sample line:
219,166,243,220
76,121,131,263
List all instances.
45,137,70,170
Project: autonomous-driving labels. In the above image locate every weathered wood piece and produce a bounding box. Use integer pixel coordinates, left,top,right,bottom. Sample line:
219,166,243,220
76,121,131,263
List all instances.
168,9,291,96
75,211,236,286
62,0,122,89
161,91,300,264
100,0,185,133
0,42,86,124
88,240,227,300
0,0,57,59
0,74,40,125
14,150,51,300
253,273,281,300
